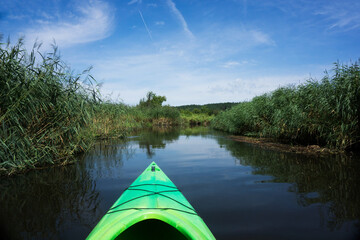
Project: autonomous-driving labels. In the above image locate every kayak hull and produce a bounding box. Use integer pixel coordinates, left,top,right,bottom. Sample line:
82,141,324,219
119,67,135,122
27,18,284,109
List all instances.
86,162,215,240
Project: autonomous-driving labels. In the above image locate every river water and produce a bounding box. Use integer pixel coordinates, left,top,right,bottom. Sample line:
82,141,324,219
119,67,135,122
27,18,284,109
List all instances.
1,127,360,240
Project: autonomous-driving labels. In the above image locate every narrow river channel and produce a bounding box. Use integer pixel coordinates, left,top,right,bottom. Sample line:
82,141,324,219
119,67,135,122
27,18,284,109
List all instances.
1,127,360,240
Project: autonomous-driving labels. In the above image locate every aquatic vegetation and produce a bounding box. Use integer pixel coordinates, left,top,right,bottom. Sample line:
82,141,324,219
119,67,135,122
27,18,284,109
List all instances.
180,112,214,126
212,61,360,150
137,91,181,125
89,102,144,139
0,41,180,175
0,38,99,174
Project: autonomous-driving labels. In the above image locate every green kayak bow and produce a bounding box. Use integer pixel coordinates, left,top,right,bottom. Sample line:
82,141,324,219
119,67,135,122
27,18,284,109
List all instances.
87,161,215,240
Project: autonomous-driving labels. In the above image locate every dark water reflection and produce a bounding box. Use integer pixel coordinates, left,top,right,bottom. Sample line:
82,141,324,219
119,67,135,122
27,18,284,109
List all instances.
0,164,101,240
1,127,359,240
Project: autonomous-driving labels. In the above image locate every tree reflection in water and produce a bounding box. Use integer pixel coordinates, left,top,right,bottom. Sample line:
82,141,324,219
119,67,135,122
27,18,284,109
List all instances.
137,126,219,158
1,127,359,239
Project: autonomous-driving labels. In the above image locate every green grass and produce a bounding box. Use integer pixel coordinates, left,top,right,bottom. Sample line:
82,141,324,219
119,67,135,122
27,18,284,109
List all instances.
212,61,360,151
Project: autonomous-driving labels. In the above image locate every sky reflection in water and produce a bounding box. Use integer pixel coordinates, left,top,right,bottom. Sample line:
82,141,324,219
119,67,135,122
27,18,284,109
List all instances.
1,127,359,240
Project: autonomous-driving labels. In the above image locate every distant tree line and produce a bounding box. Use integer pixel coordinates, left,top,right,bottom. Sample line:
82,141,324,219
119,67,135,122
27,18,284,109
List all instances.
176,102,238,115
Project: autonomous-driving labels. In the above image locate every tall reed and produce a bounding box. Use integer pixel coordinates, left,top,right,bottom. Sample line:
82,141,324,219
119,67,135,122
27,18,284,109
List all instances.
0,38,99,174
212,61,360,150
0,38,185,176
89,102,145,138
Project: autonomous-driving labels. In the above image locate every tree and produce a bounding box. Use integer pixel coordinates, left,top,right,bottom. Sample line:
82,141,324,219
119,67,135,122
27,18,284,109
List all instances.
139,91,167,108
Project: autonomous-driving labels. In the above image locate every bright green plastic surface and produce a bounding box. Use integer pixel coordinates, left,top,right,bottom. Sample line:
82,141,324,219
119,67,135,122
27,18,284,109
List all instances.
86,162,215,240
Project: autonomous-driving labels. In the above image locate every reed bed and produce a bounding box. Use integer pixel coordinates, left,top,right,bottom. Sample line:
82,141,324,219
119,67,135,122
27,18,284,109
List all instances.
0,39,183,175
180,112,214,126
89,103,144,139
137,91,181,125
0,38,99,175
212,61,360,151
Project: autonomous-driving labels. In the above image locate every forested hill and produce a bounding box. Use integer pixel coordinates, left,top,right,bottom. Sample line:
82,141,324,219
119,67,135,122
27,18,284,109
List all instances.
175,102,238,114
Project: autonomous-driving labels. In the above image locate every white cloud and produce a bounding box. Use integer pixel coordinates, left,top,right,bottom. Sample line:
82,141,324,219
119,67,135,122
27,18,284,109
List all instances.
250,30,275,45
249,0,360,31
166,0,194,39
88,43,307,105
223,61,241,68
98,70,308,105
196,27,275,60
24,0,113,50
222,60,254,68
83,23,277,105
155,21,165,25
8,14,27,20
315,2,360,31
100,83,149,104
128,0,142,5
208,75,308,101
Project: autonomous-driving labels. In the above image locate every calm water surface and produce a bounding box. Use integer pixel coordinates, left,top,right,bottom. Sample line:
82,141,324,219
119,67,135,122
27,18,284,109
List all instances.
1,127,360,240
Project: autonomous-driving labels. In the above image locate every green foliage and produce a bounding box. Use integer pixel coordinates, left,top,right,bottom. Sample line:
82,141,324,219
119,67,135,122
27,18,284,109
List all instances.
137,91,180,125
89,102,144,138
179,106,214,126
211,102,256,133
0,38,184,175
145,106,180,120
139,91,167,108
192,108,201,114
212,61,360,150
180,112,214,126
0,38,99,174
176,102,238,115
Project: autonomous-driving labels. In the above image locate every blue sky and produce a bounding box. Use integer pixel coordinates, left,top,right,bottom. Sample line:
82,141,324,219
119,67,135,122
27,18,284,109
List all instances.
1,0,359,105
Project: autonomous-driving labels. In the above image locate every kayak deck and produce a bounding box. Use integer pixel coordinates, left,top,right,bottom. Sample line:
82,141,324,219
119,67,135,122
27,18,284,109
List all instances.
87,162,215,240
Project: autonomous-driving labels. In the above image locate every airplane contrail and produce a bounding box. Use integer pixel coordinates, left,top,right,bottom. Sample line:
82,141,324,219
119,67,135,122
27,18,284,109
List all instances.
138,10,153,41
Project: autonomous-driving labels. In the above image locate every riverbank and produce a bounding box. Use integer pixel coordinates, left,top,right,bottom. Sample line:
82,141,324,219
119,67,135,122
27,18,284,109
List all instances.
229,135,341,155
2,39,358,176
0,39,212,176
212,61,360,152
0,40,181,176
180,112,214,126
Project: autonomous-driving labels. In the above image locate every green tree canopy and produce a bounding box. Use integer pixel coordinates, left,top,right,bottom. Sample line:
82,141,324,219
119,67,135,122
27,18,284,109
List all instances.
139,91,167,108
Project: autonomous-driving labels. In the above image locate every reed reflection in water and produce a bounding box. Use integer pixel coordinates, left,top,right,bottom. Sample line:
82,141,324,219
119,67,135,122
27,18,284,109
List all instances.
217,137,360,233
1,127,359,239
0,164,101,240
